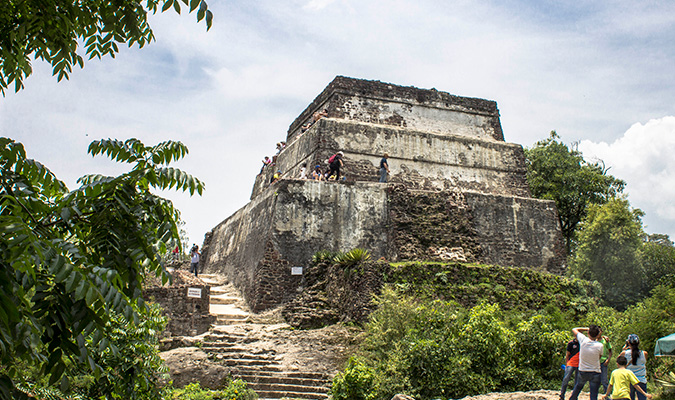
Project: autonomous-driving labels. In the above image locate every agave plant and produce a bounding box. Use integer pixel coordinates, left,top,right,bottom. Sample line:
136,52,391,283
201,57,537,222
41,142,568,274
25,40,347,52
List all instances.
657,371,675,393
334,248,371,267
312,250,338,265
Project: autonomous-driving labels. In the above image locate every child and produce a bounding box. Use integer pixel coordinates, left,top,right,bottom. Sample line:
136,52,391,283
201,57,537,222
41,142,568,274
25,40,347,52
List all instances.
602,355,651,400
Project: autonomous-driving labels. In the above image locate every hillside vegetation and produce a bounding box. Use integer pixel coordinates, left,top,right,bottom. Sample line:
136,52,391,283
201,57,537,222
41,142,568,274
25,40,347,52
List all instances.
296,255,675,400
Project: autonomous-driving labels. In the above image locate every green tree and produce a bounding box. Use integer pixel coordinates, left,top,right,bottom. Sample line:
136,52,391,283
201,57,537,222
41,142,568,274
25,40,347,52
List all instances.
570,198,645,310
0,0,213,95
641,234,675,294
524,131,625,252
0,137,204,399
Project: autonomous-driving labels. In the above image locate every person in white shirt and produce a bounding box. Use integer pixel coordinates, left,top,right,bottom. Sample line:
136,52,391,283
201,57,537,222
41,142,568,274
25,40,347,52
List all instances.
568,325,605,400
190,245,201,277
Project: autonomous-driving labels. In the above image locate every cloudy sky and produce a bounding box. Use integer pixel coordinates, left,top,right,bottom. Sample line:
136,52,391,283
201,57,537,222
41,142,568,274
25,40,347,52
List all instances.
2,0,674,245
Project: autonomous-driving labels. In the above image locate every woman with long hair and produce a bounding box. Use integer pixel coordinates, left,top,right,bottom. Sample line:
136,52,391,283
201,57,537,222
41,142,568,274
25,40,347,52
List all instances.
619,334,649,400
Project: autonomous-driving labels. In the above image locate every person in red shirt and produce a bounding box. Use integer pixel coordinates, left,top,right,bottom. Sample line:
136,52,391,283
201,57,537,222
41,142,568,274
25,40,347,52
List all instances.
561,337,580,400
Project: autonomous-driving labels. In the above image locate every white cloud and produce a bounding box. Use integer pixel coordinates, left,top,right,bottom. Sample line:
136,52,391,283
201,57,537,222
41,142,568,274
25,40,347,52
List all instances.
3,0,675,244
303,0,339,11
579,117,675,238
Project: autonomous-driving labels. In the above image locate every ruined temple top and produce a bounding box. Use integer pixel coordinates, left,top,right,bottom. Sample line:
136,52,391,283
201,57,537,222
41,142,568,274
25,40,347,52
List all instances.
287,76,505,142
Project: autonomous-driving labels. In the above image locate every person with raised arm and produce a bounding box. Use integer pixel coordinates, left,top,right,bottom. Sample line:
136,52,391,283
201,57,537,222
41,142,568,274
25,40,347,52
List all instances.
568,325,604,400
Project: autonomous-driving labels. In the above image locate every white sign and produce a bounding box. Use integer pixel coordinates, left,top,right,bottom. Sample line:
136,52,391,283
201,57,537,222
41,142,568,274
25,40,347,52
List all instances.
291,266,303,275
187,288,202,298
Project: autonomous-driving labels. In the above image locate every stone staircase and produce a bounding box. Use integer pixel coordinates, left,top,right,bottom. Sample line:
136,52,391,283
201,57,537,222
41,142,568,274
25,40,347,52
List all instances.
199,274,333,400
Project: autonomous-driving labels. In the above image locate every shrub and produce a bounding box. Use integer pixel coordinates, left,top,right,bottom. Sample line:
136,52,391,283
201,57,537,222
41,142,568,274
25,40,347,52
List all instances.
331,357,378,400
312,250,338,265
344,290,574,400
220,378,258,400
334,248,371,267
169,380,257,400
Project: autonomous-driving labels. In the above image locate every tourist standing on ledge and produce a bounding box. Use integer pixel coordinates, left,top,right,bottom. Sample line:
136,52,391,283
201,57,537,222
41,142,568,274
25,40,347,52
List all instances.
379,153,390,183
299,163,308,179
190,245,201,278
569,325,605,400
329,151,344,180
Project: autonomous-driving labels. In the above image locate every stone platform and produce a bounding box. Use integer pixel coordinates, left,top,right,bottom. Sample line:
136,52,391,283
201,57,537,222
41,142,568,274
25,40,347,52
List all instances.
202,179,565,312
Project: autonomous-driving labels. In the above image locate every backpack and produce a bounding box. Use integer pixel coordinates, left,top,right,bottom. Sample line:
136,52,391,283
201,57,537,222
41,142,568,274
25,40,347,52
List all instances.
328,153,337,164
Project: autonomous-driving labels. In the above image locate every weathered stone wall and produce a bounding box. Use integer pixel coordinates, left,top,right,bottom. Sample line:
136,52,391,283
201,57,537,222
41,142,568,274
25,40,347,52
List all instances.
205,181,565,312
464,192,566,274
283,260,387,328
387,185,565,274
252,118,530,200
144,284,214,337
201,188,276,309
287,76,504,141
204,179,390,312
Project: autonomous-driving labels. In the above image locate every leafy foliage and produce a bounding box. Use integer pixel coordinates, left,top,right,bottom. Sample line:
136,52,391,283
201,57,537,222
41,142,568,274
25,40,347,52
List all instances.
79,304,169,399
582,285,675,388
0,0,213,94
334,291,570,400
656,372,675,400
169,380,258,400
641,234,675,294
312,250,339,265
331,357,379,400
570,197,645,309
386,261,601,315
524,131,625,252
0,137,203,399
334,248,371,267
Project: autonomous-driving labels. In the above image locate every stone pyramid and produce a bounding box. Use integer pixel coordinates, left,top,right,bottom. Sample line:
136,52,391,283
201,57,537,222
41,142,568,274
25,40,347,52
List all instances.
202,76,565,312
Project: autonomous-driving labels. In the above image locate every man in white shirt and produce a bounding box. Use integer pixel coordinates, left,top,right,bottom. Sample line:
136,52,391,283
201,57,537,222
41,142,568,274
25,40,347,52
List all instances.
568,325,605,400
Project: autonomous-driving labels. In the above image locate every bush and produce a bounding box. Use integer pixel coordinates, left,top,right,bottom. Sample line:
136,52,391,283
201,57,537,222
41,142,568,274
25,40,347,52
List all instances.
341,291,572,400
312,250,339,265
334,248,371,267
220,378,258,400
169,380,257,400
331,357,378,400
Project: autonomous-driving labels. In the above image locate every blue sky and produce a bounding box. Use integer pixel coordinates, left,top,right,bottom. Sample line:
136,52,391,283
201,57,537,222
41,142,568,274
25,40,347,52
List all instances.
1,0,674,245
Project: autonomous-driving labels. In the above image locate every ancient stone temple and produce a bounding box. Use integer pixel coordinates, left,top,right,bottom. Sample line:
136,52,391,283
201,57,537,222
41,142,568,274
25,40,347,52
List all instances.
202,76,566,312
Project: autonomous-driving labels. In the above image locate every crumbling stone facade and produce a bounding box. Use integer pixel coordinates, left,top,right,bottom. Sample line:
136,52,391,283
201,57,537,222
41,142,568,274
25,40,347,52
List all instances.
202,76,566,312
144,270,215,336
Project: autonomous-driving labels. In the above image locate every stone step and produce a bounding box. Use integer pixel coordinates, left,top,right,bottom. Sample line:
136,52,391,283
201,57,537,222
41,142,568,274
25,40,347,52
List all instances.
205,350,277,360
210,293,240,305
236,373,328,387
210,322,292,334
246,381,329,394
200,277,220,286
253,389,328,400
222,358,278,367
209,286,231,296
232,364,284,373
216,315,249,325
234,366,328,380
215,314,249,322
198,344,250,352
201,333,250,343
210,303,249,317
